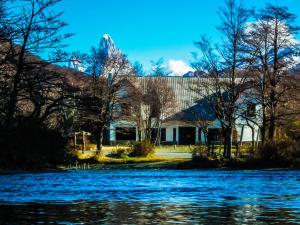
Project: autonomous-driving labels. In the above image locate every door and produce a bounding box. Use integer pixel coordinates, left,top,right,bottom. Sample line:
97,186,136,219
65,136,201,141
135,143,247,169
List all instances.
179,127,195,145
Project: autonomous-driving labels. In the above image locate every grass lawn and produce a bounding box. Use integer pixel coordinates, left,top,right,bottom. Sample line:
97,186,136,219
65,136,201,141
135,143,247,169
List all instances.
76,151,189,165
77,144,194,155
76,143,253,164
154,145,193,152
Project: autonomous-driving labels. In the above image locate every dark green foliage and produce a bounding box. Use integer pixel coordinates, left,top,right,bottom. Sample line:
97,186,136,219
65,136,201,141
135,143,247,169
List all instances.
129,140,154,157
0,119,69,169
188,140,300,169
192,145,209,160
256,141,300,164
285,120,300,141
107,148,130,159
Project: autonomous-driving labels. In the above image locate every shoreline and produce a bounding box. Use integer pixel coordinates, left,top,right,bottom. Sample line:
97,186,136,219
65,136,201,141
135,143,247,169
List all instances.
1,158,300,172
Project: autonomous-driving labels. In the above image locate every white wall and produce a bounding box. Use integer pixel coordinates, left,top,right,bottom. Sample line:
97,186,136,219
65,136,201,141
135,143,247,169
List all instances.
236,124,260,142
110,119,260,143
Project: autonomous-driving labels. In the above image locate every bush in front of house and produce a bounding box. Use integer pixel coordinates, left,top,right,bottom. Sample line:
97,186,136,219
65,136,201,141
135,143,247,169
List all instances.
192,144,209,161
129,140,154,157
256,140,300,166
107,148,130,159
0,119,69,169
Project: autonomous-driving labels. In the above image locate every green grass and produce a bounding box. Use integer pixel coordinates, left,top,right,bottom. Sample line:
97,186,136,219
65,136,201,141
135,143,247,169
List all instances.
102,145,193,153
79,153,188,165
154,145,193,152
77,144,253,162
76,146,190,165
79,144,251,153
78,145,194,154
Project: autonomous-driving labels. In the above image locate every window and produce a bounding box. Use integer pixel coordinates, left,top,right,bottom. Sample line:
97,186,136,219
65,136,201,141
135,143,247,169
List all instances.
151,128,158,143
246,103,256,118
151,128,166,143
161,128,166,142
208,129,222,143
116,127,136,141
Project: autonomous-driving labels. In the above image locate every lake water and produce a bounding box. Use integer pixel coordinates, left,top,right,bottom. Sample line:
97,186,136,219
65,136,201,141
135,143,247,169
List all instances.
0,169,300,224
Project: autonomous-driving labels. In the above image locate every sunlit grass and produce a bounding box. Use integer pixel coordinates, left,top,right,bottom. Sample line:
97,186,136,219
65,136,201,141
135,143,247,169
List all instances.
76,147,189,165
76,144,253,163
154,145,193,152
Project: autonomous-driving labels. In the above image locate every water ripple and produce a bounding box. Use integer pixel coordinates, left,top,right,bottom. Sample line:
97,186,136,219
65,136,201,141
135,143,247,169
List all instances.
0,169,300,224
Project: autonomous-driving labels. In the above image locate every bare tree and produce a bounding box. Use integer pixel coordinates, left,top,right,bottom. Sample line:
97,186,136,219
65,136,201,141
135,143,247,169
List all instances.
79,47,134,153
192,0,253,159
126,77,176,144
243,4,300,143
0,0,76,167
0,0,72,129
143,78,175,145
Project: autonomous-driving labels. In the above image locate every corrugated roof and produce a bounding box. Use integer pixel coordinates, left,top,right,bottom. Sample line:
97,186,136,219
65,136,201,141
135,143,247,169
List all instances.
129,76,204,115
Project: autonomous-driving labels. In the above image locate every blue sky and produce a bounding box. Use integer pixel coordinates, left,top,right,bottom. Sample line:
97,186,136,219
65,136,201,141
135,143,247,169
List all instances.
55,0,300,74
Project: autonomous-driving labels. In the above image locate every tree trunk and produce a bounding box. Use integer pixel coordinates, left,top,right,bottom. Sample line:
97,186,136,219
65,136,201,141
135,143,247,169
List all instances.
261,123,266,146
226,127,233,160
235,141,239,158
5,14,33,128
138,129,142,142
269,114,275,142
223,129,227,158
96,126,104,154
269,95,276,142
144,117,152,141
261,97,267,145
251,126,255,154
155,120,161,146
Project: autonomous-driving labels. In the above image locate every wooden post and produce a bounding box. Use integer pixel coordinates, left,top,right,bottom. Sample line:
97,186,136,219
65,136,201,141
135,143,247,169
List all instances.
74,133,77,151
82,132,86,154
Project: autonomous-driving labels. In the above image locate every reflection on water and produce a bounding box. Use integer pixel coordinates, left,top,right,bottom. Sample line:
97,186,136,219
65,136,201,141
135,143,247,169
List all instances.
0,170,300,224
1,201,299,225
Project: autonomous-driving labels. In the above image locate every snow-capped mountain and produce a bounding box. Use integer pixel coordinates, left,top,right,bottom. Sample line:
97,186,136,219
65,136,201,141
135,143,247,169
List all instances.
69,34,121,72
99,34,121,57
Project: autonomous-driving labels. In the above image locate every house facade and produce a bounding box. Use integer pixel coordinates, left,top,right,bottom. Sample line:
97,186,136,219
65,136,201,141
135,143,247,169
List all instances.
108,76,260,145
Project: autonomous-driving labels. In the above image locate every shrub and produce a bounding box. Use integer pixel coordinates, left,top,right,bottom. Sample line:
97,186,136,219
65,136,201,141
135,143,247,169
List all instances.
108,148,130,159
192,145,209,161
0,119,68,168
256,140,300,166
285,120,300,141
93,152,106,162
129,140,154,157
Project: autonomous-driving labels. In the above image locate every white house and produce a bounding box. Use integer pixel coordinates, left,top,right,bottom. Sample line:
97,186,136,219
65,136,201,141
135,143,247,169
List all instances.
107,76,260,145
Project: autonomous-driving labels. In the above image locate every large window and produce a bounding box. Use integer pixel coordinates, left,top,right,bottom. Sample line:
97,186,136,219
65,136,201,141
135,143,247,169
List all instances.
179,127,195,145
151,128,166,143
173,128,177,143
116,127,136,141
161,128,166,142
208,129,223,143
